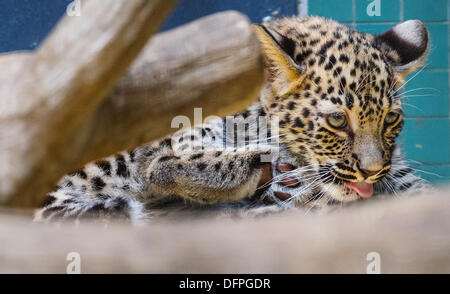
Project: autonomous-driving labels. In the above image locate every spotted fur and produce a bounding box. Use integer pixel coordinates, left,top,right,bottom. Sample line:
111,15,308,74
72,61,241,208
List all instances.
35,16,431,224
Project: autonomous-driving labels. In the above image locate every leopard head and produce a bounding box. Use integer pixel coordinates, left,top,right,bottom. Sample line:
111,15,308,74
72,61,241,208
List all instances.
253,17,429,202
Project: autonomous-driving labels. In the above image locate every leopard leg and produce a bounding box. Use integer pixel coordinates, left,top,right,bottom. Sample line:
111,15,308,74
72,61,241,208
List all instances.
146,149,270,204
34,149,151,225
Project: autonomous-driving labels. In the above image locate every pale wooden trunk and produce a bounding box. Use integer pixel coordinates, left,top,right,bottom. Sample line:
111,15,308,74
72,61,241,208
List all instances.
1,189,449,273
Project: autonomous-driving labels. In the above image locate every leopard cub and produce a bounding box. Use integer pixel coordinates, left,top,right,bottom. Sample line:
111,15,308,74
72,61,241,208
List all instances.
35,16,430,224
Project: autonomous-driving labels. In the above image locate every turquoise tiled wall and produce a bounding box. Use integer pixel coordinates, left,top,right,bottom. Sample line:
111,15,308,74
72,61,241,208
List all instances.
308,0,353,22
308,0,450,183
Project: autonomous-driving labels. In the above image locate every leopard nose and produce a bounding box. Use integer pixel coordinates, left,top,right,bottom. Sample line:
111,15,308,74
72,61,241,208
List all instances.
360,168,381,178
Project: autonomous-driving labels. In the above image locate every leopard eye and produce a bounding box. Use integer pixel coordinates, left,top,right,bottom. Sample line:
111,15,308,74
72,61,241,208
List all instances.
385,112,400,125
326,113,347,129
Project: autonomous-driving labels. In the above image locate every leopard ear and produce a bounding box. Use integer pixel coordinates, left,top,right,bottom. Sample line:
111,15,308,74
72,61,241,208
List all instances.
252,24,306,95
375,20,429,77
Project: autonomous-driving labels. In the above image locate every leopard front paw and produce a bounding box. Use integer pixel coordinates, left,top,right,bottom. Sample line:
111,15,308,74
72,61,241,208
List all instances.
259,162,315,206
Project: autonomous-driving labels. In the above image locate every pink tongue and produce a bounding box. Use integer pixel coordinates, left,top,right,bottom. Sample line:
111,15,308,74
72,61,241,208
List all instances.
344,182,374,198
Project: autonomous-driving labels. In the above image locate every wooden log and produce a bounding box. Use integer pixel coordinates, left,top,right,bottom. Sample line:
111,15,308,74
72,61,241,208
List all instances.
0,188,449,273
0,10,263,208
0,0,178,207
81,11,264,163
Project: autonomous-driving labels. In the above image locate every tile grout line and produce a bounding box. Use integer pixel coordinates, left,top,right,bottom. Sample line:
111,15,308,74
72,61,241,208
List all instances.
399,0,404,22
298,0,308,17
352,0,356,28
448,0,450,121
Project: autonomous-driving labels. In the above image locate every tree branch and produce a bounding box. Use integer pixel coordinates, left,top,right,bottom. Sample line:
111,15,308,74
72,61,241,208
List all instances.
0,190,449,273
80,11,264,163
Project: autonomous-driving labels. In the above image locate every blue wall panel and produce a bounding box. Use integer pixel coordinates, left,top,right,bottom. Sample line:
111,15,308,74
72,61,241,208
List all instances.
0,0,298,53
161,0,298,31
0,0,72,52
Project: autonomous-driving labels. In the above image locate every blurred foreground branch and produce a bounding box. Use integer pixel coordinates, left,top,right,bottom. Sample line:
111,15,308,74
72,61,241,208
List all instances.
1,189,449,273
